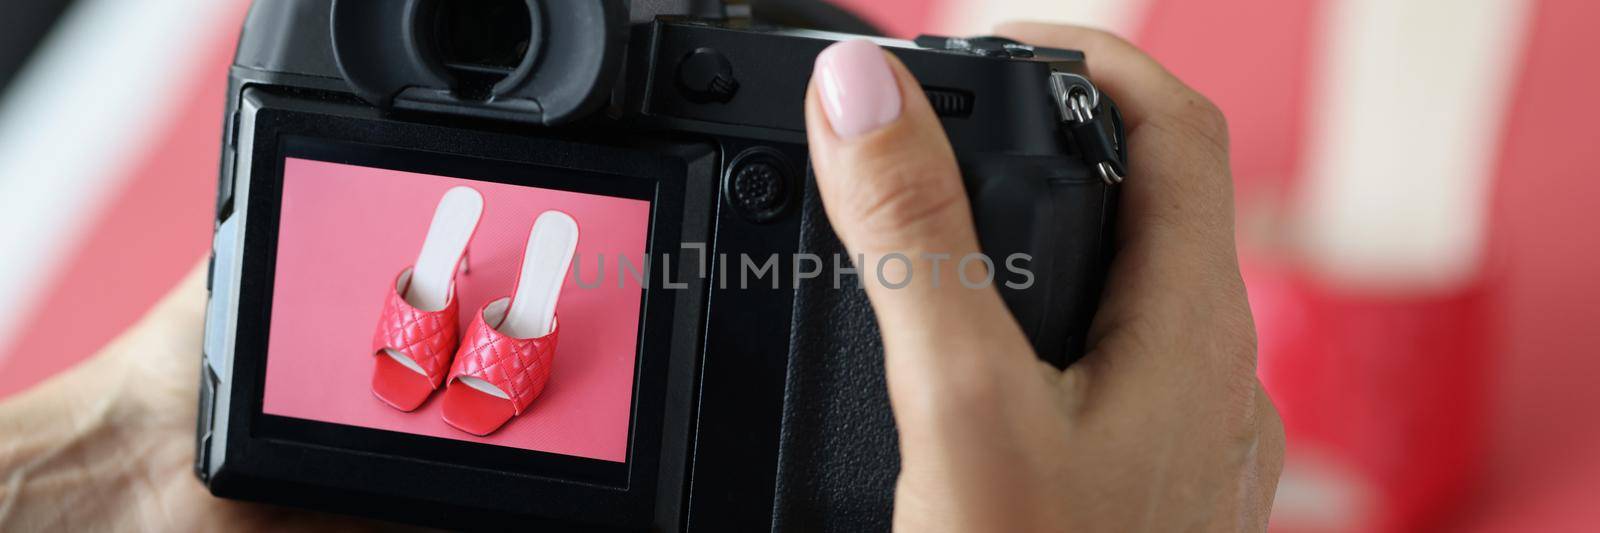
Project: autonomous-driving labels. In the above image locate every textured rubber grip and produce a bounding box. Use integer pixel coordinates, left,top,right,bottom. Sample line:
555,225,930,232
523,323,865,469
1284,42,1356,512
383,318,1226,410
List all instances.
962,153,1117,367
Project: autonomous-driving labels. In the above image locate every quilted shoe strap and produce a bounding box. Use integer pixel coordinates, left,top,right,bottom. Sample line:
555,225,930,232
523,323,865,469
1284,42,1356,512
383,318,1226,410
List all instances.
448,310,560,415
370,271,461,388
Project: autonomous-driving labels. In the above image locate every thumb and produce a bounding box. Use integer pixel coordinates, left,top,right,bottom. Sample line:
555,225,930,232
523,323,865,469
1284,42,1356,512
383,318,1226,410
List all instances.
805,41,1035,395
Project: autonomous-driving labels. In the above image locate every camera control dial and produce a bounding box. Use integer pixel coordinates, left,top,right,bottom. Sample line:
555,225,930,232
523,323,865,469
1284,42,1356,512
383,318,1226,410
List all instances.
677,47,740,104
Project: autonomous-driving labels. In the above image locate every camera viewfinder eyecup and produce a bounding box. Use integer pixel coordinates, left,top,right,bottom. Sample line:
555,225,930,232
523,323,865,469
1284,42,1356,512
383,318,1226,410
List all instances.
330,0,628,126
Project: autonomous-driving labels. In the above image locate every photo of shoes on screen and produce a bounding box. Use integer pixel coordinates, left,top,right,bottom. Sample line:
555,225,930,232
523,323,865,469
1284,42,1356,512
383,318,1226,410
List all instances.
261,158,649,462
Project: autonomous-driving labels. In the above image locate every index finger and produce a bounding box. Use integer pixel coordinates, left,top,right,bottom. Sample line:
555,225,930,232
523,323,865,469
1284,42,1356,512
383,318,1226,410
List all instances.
997,22,1193,130
996,23,1252,374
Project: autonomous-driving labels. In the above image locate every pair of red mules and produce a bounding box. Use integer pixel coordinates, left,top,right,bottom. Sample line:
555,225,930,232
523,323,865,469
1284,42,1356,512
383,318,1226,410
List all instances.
369,187,578,436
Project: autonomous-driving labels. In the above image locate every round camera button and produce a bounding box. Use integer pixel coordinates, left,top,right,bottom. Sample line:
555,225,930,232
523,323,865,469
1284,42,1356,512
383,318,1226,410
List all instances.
724,149,794,224
677,47,740,104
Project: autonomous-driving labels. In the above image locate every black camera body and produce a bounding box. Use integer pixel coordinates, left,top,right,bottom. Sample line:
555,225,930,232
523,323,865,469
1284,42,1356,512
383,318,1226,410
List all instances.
196,0,1124,530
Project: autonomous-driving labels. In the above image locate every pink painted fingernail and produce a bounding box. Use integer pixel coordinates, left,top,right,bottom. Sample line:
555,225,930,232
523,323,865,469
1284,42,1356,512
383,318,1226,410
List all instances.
813,40,902,138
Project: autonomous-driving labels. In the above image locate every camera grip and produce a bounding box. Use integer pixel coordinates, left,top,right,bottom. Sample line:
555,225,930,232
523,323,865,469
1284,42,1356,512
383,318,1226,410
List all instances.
964,153,1117,368
776,155,1116,530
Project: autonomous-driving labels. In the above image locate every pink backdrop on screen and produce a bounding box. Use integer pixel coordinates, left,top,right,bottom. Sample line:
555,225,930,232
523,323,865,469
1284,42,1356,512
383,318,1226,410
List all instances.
261,158,650,462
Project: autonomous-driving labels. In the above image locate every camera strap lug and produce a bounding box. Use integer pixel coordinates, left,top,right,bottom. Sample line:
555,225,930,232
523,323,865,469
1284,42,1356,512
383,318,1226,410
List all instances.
1050,72,1127,185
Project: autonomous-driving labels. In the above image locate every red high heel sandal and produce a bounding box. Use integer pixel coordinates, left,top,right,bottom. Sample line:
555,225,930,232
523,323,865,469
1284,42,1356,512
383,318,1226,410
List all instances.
370,187,483,411
441,211,578,436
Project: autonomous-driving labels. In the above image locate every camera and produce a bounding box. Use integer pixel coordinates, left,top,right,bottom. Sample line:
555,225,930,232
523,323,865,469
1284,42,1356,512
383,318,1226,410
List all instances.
195,0,1126,530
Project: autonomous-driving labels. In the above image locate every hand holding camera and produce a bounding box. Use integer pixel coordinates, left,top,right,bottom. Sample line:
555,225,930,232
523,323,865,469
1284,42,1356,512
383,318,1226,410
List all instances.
808,24,1282,531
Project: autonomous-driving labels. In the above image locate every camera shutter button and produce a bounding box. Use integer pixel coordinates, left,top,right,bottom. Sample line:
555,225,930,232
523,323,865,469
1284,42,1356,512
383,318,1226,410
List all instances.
677,47,739,104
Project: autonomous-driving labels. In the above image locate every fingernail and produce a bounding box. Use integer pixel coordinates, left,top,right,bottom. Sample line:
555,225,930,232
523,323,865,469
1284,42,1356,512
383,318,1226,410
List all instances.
814,40,902,138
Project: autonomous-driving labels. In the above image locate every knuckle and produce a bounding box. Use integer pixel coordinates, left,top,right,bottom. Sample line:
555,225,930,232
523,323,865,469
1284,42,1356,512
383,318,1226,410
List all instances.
1247,382,1287,469
856,182,963,238
837,151,966,244
1174,93,1231,149
1068,25,1134,50
1261,393,1285,438
1220,311,1263,435
943,364,1006,406
1198,303,1264,446
1222,377,1264,443
1094,29,1141,52
1135,98,1237,231
1001,22,1136,55
1260,394,1286,455
892,359,1009,422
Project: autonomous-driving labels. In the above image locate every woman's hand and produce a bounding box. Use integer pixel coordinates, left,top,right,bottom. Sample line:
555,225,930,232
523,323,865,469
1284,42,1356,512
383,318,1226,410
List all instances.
0,263,380,531
806,23,1283,532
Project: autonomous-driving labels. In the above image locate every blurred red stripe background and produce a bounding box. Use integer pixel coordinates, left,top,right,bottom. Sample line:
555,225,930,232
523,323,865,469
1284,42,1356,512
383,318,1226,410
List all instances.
0,3,248,397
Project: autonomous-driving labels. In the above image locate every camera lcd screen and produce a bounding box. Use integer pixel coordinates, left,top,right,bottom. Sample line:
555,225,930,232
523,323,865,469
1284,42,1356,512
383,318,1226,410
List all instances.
256,139,654,466
213,95,702,520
